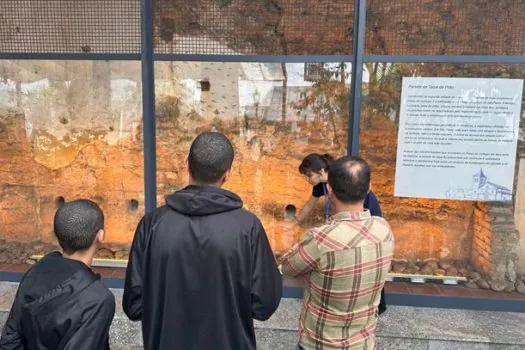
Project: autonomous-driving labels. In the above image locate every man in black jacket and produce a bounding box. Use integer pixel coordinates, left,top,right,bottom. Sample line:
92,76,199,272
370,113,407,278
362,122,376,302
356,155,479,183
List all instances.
0,199,115,350
123,131,282,350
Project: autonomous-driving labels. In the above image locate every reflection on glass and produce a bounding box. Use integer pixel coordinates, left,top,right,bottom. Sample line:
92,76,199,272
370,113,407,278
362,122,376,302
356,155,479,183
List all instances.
365,1,525,55
155,62,350,254
0,60,143,263
361,62,525,293
154,1,354,55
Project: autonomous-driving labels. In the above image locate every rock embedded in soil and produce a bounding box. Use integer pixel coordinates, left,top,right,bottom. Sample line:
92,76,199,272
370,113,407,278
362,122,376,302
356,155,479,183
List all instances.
420,265,434,275
445,267,459,276
490,280,507,292
115,251,129,260
458,268,469,277
438,261,453,270
516,281,525,294
405,266,418,275
415,260,425,268
424,259,439,271
96,248,114,259
469,272,482,281
108,245,123,253
404,262,420,275
504,282,515,293
392,262,407,274
407,262,420,271
477,278,490,290
465,280,479,289
434,269,446,276
32,244,45,251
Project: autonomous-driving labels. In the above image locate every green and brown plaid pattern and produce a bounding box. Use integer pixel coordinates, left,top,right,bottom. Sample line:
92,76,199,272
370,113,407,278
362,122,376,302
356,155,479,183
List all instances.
281,210,394,350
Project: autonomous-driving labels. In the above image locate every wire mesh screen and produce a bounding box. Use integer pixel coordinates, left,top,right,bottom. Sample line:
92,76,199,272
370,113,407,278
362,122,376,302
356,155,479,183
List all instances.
0,0,141,54
153,0,354,55
366,0,525,55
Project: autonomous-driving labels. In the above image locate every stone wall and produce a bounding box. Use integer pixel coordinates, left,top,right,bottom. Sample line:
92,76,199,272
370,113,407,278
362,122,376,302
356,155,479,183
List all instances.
470,202,520,291
471,202,492,275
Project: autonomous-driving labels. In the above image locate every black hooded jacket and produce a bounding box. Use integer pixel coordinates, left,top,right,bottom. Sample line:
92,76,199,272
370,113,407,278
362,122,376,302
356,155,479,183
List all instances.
0,252,115,350
123,185,282,350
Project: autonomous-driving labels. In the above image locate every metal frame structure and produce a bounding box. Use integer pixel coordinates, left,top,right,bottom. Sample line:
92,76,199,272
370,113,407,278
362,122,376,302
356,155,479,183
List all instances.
0,1,523,210
1,0,521,212
1,0,525,308
141,0,156,211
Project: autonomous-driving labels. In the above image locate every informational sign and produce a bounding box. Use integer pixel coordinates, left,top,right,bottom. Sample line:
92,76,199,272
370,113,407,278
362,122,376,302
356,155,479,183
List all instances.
394,77,523,201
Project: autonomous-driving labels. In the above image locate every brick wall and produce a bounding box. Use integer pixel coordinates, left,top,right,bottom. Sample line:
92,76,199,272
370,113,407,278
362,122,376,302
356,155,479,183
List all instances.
471,202,519,290
471,202,492,275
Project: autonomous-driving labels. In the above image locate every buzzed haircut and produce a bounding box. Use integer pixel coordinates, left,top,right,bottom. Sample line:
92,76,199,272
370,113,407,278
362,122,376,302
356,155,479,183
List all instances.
53,199,104,254
188,132,234,184
327,156,371,204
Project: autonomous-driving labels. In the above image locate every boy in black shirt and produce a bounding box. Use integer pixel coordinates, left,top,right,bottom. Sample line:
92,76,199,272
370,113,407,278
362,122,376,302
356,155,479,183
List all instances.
0,199,115,350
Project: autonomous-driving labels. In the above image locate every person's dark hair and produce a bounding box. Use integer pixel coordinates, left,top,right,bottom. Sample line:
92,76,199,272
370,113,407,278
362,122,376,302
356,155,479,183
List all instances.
188,132,234,184
53,199,104,254
328,156,370,204
299,153,334,175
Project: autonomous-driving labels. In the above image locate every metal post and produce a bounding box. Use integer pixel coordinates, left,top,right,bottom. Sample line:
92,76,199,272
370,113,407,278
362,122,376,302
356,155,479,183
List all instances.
141,0,157,212
348,0,367,156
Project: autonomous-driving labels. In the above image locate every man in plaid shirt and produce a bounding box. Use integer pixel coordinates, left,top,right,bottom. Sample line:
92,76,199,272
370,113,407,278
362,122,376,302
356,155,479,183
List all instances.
280,156,394,350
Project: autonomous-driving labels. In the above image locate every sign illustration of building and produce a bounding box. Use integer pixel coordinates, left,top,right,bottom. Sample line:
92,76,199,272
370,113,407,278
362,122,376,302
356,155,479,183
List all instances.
446,169,512,201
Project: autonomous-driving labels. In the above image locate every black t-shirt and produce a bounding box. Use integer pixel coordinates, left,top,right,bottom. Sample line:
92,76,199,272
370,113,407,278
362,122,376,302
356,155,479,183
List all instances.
311,183,382,217
312,183,327,198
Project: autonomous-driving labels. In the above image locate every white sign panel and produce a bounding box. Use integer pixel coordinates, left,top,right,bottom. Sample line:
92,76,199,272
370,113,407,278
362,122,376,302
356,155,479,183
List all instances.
394,77,523,201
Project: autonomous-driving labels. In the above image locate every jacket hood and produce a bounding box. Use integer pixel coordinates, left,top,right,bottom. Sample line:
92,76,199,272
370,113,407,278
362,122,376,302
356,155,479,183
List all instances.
166,185,243,216
19,252,97,310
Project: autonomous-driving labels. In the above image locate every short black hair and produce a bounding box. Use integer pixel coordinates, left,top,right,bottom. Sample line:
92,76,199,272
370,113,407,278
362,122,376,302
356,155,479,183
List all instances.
328,156,370,204
53,199,104,254
188,132,234,184
299,153,334,175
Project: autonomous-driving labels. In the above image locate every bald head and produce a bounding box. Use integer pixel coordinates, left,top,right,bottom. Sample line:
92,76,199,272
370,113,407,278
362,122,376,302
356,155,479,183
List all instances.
328,156,370,204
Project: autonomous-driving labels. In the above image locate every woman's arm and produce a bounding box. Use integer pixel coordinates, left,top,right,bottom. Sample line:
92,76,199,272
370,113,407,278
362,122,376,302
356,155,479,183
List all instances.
296,196,319,225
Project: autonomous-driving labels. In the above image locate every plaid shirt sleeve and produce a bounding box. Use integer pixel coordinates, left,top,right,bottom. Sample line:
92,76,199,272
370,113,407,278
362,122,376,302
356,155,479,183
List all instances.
280,229,321,277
